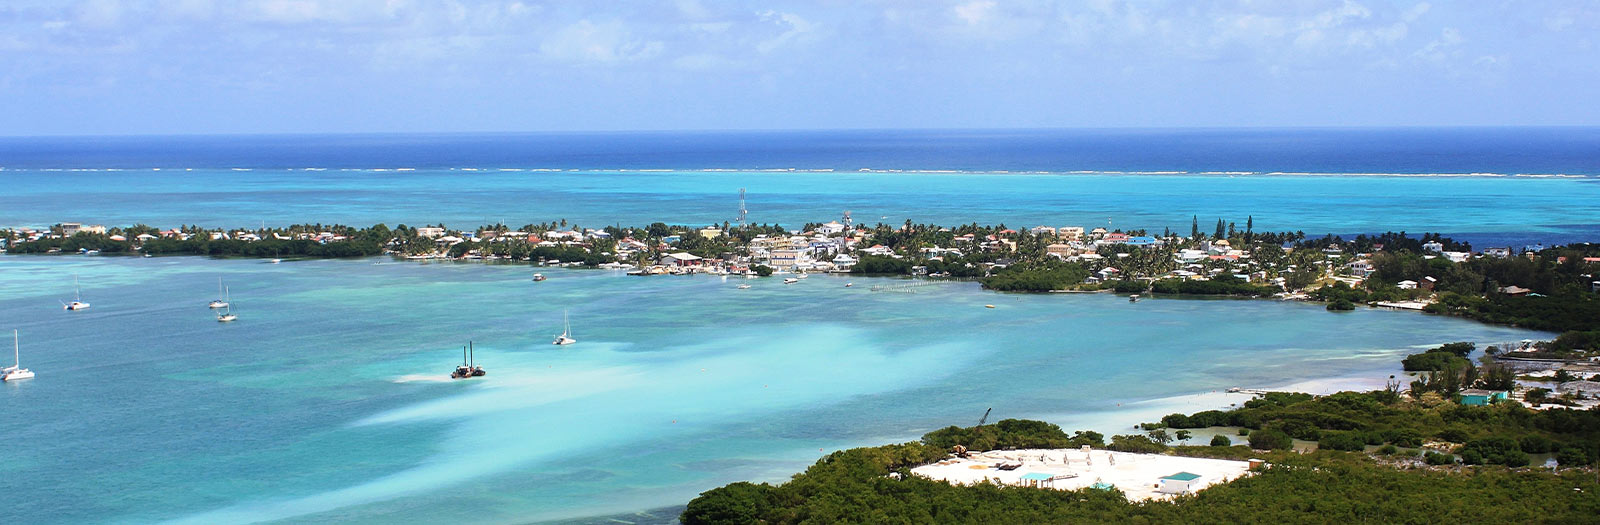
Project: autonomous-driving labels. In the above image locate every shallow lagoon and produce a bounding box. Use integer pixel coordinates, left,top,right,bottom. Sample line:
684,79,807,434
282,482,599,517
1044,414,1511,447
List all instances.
0,255,1548,523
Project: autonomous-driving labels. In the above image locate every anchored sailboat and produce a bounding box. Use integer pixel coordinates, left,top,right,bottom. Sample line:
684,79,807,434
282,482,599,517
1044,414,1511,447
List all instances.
216,287,237,322
3,330,33,381
62,275,91,311
209,278,230,308
552,311,577,345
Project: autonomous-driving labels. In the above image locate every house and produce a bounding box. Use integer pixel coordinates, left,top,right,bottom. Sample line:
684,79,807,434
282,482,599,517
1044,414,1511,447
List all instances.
1498,285,1531,297
1459,389,1509,406
415,227,445,238
860,245,894,257
1347,260,1374,278
698,227,722,239
817,222,845,235
60,223,82,236
1097,267,1121,280
1058,226,1085,240
1422,241,1444,253
769,249,803,269
1397,280,1418,290
831,253,857,270
1157,472,1203,494
1030,226,1057,236
1046,243,1076,259
1420,276,1438,291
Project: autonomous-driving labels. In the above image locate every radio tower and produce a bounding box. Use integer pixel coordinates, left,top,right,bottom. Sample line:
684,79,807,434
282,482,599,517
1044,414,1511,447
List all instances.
736,188,748,229
842,210,852,229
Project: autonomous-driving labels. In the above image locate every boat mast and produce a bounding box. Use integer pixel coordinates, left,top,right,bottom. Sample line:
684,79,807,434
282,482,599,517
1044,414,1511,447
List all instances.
74,275,82,302
12,330,18,369
469,341,474,368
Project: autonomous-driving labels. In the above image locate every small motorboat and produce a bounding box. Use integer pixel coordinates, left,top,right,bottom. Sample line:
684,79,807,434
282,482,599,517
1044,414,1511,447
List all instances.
984,304,996,309
737,284,751,289
783,278,799,284
845,282,854,288
532,273,547,282
1129,294,1141,303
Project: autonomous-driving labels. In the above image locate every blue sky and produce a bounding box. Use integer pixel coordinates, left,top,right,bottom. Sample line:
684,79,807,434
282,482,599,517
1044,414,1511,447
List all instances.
2,0,1597,135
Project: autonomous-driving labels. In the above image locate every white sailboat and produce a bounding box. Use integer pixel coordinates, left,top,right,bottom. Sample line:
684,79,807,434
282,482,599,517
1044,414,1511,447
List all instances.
216,287,237,322
63,275,91,311
3,330,33,381
209,277,230,308
552,311,576,345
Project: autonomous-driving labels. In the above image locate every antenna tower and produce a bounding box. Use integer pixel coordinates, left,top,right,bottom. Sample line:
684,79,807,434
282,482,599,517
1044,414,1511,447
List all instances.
737,188,748,229
843,210,852,229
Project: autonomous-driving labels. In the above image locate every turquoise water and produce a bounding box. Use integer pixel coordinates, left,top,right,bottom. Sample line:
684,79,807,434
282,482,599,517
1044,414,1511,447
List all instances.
0,255,1548,523
5,169,1600,246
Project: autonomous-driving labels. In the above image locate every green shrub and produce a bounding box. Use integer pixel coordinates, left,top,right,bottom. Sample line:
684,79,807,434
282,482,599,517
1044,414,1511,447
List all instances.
1248,429,1293,450
1210,434,1231,447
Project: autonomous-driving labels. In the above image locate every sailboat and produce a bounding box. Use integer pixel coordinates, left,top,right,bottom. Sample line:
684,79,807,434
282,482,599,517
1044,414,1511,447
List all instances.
209,278,230,308
216,287,237,322
552,311,577,345
3,330,33,381
450,341,486,379
62,275,91,311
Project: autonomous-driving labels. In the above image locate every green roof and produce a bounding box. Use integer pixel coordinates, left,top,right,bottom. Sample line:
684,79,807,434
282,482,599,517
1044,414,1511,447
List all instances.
1161,472,1202,481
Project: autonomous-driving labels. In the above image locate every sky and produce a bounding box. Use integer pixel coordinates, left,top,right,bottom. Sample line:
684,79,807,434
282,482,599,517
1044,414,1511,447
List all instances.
1,0,1597,135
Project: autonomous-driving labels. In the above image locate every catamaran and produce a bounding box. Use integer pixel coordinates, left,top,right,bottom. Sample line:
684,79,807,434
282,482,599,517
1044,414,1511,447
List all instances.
63,275,91,311
216,287,237,322
209,278,230,308
552,311,577,345
3,330,33,381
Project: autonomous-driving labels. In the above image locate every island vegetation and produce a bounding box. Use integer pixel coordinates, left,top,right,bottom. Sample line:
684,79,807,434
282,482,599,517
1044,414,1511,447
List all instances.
683,402,1600,524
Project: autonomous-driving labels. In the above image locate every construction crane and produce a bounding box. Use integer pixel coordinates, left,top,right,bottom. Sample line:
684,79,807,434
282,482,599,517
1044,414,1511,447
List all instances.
977,407,992,427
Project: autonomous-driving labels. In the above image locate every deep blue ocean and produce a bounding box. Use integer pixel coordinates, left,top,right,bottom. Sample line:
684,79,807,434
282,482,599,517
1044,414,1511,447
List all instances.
3,127,1599,173
3,128,1599,248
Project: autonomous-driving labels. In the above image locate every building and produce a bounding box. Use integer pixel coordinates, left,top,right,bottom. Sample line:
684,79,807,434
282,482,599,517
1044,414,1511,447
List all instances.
1157,472,1202,494
659,252,703,266
415,227,445,238
60,222,82,236
1046,243,1076,259
816,222,845,235
1059,227,1085,240
769,249,803,269
831,253,857,270
1498,285,1532,297
1397,280,1418,290
698,227,723,239
1459,389,1509,406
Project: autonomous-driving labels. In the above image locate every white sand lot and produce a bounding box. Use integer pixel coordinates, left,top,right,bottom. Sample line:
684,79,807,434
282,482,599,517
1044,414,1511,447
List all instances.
910,449,1253,501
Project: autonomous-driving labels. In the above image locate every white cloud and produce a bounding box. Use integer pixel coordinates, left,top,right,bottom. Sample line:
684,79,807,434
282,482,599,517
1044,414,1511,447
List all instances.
539,19,664,64
1412,26,1462,62
952,1,996,26
755,11,814,54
